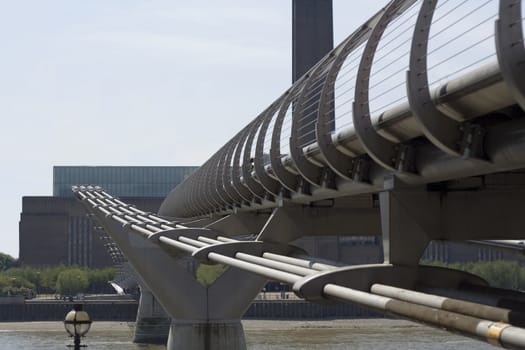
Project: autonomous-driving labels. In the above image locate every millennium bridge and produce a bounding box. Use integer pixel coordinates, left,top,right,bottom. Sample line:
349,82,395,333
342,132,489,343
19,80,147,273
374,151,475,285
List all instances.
74,0,525,349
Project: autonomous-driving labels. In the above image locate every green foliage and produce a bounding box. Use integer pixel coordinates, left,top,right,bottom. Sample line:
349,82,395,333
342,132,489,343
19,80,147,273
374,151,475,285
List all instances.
39,266,67,293
56,268,89,296
0,253,16,272
4,267,41,292
422,260,525,289
196,263,228,287
85,267,116,293
0,273,34,297
0,265,116,296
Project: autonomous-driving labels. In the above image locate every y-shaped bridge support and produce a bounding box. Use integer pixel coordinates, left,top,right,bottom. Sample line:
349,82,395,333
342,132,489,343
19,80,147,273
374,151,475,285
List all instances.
89,211,266,350
380,175,436,267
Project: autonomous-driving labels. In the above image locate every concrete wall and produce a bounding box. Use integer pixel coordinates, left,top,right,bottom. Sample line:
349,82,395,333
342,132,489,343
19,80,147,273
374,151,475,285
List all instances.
0,301,382,322
292,0,333,82
245,300,383,319
0,302,138,322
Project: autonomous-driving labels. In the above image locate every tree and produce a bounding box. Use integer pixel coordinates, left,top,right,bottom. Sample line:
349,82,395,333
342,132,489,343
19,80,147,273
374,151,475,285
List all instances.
5,267,42,293
55,268,89,296
86,267,116,293
0,274,34,297
422,260,525,290
0,253,16,272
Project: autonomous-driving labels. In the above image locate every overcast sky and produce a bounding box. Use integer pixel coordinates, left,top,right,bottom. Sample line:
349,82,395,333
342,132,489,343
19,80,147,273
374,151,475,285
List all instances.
0,1,385,258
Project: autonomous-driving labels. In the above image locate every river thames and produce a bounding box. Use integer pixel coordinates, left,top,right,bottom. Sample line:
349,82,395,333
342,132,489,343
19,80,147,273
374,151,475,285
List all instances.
0,319,496,349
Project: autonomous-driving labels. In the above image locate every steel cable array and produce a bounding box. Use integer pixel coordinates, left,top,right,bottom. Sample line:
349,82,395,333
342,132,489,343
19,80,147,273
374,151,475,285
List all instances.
74,185,525,349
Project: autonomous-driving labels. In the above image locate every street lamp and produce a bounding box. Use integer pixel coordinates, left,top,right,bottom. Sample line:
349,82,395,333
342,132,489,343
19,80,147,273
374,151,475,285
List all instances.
64,304,92,349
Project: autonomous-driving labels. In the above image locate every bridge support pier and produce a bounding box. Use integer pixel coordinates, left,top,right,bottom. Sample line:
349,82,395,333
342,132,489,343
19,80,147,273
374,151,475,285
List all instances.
380,176,439,266
83,207,267,350
167,320,246,350
134,286,170,344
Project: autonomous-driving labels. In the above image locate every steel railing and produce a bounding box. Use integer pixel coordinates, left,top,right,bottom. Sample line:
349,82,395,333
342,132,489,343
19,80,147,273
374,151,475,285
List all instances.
160,0,525,218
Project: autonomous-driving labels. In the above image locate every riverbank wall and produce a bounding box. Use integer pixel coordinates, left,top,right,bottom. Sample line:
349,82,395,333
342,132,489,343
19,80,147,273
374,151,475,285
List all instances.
0,300,382,322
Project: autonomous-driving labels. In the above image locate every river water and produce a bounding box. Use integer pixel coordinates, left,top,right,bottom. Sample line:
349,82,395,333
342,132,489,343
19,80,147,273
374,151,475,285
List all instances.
0,319,496,349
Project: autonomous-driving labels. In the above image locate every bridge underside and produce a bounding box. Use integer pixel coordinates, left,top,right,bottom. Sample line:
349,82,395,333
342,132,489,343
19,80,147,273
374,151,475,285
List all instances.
74,173,525,349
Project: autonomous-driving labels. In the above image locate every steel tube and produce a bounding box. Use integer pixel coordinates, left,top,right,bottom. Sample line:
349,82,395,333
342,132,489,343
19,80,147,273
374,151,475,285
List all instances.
177,236,208,248
129,225,154,238
188,234,339,272
207,252,302,284
97,207,111,216
135,214,159,224
197,236,222,244
158,236,197,253
112,216,128,226
324,283,525,349
187,235,336,274
160,231,324,276
420,286,521,308
499,327,525,349
371,284,525,327
234,252,317,276
262,252,337,271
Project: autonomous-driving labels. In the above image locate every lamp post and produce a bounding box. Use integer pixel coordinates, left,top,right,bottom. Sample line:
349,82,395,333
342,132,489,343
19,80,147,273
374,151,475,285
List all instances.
64,304,92,349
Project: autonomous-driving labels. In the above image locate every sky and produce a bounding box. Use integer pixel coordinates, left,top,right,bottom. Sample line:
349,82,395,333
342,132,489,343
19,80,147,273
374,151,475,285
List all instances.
0,1,385,258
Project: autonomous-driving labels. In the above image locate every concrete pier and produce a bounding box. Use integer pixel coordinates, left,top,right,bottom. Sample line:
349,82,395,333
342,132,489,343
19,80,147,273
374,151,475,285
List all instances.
167,320,247,350
88,209,266,350
133,288,170,344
